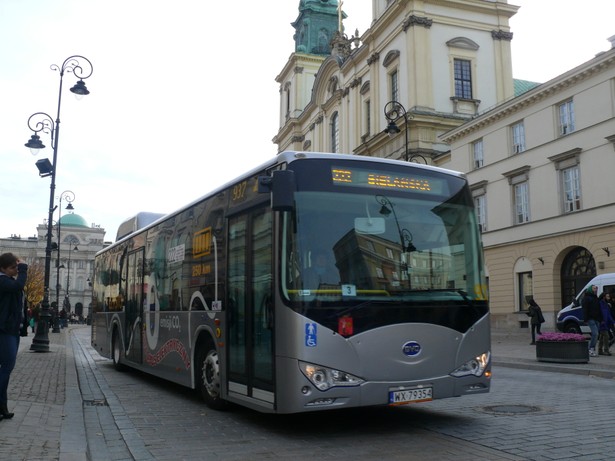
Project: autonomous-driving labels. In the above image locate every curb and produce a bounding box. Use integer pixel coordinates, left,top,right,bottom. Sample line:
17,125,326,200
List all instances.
60,329,88,461
493,358,615,380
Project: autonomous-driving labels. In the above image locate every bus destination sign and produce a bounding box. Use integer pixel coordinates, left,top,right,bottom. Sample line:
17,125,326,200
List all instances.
331,166,446,194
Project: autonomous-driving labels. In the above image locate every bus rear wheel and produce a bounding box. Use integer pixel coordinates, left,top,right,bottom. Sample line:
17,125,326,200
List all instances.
196,344,227,410
112,328,126,371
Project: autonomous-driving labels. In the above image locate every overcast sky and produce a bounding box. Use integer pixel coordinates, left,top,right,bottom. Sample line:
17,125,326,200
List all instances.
1,0,614,242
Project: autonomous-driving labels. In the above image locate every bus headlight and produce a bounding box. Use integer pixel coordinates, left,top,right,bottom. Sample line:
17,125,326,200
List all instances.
450,351,490,377
299,361,364,391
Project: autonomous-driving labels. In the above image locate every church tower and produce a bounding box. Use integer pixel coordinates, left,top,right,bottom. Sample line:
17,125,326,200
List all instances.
276,0,350,139
293,0,343,55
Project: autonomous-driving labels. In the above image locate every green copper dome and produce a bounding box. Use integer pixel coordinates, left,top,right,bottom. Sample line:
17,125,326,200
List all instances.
293,0,342,55
59,213,89,228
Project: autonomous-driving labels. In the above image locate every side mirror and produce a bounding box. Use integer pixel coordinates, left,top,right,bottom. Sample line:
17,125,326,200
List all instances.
258,170,296,211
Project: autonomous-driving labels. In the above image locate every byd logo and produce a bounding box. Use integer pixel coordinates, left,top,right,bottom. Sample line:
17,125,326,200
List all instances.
402,341,422,357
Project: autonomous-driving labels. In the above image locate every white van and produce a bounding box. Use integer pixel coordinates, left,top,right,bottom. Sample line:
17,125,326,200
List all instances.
556,273,615,333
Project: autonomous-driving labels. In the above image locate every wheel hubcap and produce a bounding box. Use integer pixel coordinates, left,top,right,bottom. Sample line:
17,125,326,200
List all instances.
203,351,220,397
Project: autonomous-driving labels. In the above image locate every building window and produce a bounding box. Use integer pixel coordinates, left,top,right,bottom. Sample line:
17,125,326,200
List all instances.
390,70,398,102
286,88,291,118
364,99,371,137
386,248,393,259
471,180,488,232
504,167,531,225
454,59,472,99
518,272,533,313
514,182,530,224
376,267,384,279
474,195,486,232
549,148,583,215
558,99,575,135
562,165,581,213
331,111,339,153
472,139,484,169
511,121,525,154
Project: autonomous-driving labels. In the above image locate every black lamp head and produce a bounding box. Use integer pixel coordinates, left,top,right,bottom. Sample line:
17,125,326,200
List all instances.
70,79,90,96
379,204,392,217
25,133,46,151
384,120,401,136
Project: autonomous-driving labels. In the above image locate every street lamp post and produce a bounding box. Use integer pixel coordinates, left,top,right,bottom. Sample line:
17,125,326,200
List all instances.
54,190,75,332
64,240,79,319
25,56,92,352
383,100,427,164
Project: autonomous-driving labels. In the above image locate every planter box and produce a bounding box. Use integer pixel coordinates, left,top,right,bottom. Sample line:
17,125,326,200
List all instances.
536,340,589,363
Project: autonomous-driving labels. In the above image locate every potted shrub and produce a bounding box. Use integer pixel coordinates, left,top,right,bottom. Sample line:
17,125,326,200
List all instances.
535,332,589,363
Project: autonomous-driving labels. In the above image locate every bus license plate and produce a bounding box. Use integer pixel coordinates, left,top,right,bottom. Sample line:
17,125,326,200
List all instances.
389,387,433,405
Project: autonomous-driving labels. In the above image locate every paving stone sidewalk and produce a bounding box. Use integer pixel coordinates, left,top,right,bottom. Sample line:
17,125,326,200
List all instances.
1,327,70,461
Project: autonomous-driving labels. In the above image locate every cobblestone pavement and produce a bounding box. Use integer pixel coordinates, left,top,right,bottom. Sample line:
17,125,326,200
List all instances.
2,326,615,461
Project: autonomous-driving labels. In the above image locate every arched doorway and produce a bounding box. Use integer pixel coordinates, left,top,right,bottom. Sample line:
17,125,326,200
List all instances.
75,302,84,318
560,247,595,308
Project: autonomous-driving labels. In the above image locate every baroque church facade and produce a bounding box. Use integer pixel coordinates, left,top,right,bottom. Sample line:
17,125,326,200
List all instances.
274,0,615,330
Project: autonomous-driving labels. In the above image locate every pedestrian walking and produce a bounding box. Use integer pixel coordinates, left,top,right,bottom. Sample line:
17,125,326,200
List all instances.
598,292,615,356
526,298,545,345
0,252,28,420
582,284,602,357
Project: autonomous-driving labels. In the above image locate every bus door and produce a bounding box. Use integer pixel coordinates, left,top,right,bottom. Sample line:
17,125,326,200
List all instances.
227,206,274,404
125,248,144,364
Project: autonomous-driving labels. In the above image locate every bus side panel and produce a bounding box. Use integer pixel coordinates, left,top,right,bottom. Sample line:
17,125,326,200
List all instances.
91,311,115,359
140,311,193,387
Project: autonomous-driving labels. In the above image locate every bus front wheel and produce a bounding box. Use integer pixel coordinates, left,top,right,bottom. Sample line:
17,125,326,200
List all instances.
196,344,227,410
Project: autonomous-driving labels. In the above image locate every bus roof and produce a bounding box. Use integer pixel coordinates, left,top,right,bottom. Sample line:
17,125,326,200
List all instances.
104,151,464,250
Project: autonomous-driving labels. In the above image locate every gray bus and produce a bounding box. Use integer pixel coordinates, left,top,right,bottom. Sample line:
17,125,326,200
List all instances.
91,152,491,414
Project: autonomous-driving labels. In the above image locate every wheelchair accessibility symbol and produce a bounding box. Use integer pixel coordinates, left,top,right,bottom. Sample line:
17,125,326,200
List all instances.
305,323,317,347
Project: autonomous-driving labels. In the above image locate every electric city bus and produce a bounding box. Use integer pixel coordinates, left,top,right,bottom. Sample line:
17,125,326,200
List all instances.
91,151,491,414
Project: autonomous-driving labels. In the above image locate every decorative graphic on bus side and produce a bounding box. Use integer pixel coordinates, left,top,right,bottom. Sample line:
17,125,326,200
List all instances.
167,244,185,263
145,338,191,368
145,273,159,350
193,227,212,258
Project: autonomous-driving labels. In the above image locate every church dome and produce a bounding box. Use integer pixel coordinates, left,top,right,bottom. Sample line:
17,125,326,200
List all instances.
59,213,89,228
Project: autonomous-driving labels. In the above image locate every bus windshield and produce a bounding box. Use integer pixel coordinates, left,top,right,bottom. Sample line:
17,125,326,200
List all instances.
280,163,487,334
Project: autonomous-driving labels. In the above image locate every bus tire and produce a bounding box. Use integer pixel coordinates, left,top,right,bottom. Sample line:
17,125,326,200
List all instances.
112,328,126,371
196,344,227,410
